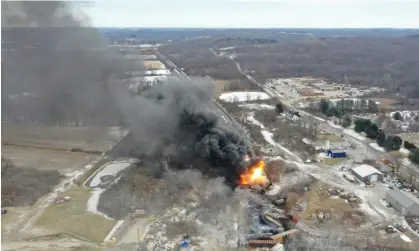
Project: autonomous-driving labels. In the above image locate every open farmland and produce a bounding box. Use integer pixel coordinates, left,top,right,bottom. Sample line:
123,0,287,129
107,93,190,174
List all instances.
1,124,128,242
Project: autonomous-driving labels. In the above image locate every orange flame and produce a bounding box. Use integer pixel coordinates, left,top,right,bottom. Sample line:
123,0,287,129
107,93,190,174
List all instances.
240,160,269,186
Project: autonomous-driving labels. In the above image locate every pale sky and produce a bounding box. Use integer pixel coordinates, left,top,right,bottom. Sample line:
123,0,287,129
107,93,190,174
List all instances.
80,0,419,28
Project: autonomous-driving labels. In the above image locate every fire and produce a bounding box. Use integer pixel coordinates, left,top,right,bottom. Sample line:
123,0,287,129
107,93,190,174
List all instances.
240,160,269,186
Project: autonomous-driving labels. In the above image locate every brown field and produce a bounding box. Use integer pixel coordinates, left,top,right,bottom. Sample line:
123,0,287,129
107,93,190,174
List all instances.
302,183,366,228
143,60,165,70
215,79,228,95
1,125,126,174
2,124,126,152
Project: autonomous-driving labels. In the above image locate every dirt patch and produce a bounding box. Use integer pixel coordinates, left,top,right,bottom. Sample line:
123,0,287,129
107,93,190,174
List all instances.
143,60,165,70
302,183,364,227
215,79,228,95
35,187,116,243
317,134,343,142
1,165,62,207
322,157,348,166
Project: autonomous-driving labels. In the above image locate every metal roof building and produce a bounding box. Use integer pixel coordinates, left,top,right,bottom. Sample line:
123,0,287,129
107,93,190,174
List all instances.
385,189,419,216
327,149,346,158
350,164,383,183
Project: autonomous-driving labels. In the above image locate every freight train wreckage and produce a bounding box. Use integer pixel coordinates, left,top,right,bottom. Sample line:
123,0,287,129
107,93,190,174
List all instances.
237,157,300,248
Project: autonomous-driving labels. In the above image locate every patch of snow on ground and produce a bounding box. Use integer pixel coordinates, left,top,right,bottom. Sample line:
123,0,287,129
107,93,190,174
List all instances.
87,189,111,219
358,203,381,219
299,111,326,122
219,92,270,103
400,148,410,154
318,152,328,159
343,129,366,141
261,131,302,162
370,143,385,152
389,110,419,122
89,161,133,187
246,116,265,128
238,103,275,110
400,234,412,242
328,121,342,129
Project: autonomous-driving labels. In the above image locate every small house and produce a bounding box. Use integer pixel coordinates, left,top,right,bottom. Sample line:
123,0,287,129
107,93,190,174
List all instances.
327,149,347,158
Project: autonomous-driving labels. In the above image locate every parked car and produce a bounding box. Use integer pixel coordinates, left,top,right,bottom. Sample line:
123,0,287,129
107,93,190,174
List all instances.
385,225,397,233
342,174,356,183
1,209,7,215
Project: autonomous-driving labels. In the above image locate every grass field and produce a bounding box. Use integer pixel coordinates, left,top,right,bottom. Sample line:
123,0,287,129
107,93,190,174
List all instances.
317,134,343,142
1,207,31,236
322,157,348,166
35,187,116,243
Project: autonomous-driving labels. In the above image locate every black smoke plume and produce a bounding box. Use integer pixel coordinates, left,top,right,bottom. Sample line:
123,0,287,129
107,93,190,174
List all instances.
1,1,134,125
1,1,250,182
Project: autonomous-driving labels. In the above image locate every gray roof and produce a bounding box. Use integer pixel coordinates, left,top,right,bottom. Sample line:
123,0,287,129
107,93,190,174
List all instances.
387,189,419,208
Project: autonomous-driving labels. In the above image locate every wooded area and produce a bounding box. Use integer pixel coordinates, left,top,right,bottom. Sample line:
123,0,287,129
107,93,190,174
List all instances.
233,37,419,99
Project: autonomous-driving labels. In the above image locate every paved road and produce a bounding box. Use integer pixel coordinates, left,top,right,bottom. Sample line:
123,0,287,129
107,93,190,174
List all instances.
223,52,419,179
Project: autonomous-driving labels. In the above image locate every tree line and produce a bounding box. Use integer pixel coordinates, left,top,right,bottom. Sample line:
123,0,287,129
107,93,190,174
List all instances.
319,99,378,118
354,119,402,151
354,118,419,165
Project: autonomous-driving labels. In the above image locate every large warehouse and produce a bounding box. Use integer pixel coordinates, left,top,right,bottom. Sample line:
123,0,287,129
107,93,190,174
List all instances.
350,164,383,183
385,189,419,216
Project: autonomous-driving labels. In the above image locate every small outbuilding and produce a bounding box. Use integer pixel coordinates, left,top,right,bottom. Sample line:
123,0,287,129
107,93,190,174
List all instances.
385,189,419,216
350,164,383,183
327,149,347,158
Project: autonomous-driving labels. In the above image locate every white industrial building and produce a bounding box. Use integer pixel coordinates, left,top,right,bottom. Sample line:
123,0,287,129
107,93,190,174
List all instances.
386,189,419,216
350,164,383,183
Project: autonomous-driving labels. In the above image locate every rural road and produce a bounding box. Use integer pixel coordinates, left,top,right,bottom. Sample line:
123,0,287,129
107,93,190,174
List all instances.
217,49,419,182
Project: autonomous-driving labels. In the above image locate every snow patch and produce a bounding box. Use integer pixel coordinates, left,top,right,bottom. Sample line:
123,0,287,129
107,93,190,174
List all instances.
261,131,302,162
87,189,112,219
238,103,275,110
400,234,412,243
370,143,385,152
219,92,270,103
400,148,410,154
358,203,381,219
317,152,328,159
328,121,342,129
246,116,265,128
89,161,134,187
343,129,366,141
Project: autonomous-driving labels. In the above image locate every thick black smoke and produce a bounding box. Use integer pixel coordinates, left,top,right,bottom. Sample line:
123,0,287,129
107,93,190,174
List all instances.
112,77,250,182
180,109,249,178
1,1,250,182
1,1,134,125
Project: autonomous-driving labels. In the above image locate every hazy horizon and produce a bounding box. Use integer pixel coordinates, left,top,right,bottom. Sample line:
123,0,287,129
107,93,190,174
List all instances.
81,0,419,29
